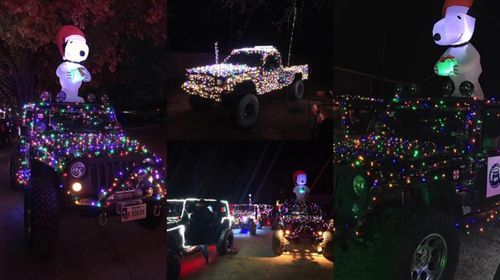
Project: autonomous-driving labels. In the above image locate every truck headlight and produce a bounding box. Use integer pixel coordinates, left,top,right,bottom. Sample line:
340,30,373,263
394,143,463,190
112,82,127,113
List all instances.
70,162,86,178
353,175,366,197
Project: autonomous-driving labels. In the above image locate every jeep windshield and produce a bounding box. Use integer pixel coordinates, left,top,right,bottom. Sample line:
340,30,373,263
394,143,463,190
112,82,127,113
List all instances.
36,103,118,133
382,105,470,146
224,53,262,67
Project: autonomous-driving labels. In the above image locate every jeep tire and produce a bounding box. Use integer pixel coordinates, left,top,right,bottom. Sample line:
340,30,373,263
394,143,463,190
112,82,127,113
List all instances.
167,249,180,280
25,177,59,255
367,208,459,280
189,95,214,111
250,220,257,236
216,229,234,255
272,230,284,256
291,79,304,100
234,94,259,128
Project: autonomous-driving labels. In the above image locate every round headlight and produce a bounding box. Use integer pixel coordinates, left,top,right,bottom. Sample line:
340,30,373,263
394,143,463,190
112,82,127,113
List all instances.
353,175,366,197
70,162,86,178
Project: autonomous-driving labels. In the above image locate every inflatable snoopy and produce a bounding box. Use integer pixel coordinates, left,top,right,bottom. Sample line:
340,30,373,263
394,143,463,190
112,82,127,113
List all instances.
433,0,484,99
293,170,310,204
56,25,91,103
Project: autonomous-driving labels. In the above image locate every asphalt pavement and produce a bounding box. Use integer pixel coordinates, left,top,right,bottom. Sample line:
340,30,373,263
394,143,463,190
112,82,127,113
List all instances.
179,227,333,280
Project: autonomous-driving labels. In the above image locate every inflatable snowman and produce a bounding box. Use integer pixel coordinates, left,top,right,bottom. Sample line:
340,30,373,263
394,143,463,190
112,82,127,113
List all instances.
56,25,91,103
292,170,310,204
433,0,484,99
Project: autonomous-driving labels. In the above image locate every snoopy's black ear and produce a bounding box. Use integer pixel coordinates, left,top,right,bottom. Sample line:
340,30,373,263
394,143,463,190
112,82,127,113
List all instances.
468,0,485,18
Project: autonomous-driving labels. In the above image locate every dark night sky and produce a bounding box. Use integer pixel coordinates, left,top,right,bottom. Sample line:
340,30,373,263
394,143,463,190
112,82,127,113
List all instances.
333,0,500,97
167,0,333,86
167,141,333,204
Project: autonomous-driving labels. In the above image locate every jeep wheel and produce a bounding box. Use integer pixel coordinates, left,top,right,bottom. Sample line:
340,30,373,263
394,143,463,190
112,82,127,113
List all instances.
167,249,180,280
25,177,59,255
234,94,259,128
250,220,257,236
217,229,234,255
272,230,284,256
291,79,304,100
322,231,333,262
370,209,459,280
189,95,213,111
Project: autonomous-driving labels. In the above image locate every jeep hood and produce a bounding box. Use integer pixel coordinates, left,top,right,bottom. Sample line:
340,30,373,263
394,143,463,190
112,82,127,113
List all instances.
333,134,458,187
33,131,152,171
187,63,257,78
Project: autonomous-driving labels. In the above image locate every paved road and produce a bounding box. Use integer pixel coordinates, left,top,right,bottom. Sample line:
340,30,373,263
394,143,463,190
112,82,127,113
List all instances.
166,85,330,141
0,126,167,280
179,227,333,280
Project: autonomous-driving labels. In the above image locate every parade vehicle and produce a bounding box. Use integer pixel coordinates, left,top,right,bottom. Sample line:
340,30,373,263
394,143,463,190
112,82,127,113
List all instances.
9,91,166,254
229,203,270,235
272,201,332,258
182,46,309,128
167,198,234,280
333,94,500,279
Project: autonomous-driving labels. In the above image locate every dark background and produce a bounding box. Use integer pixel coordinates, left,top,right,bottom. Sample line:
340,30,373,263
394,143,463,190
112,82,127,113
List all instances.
167,0,333,89
333,0,500,98
167,141,333,206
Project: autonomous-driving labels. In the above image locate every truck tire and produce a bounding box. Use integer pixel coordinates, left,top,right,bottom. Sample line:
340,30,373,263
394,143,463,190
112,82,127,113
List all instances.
189,95,213,111
167,249,180,280
250,220,257,236
291,79,304,100
25,177,59,255
234,94,259,128
368,208,459,280
272,230,284,256
216,229,234,255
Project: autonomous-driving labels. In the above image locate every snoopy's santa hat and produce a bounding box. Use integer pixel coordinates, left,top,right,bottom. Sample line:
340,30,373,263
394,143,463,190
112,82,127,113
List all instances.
56,25,86,56
293,170,306,183
442,0,480,17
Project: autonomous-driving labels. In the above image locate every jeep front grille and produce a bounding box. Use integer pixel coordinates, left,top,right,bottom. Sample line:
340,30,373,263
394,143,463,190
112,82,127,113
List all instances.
87,155,142,192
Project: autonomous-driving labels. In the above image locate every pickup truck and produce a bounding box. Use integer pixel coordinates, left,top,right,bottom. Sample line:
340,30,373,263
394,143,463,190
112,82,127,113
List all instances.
182,46,309,128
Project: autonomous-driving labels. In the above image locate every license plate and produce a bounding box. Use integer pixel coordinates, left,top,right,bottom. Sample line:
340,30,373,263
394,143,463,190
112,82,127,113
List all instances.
121,203,147,222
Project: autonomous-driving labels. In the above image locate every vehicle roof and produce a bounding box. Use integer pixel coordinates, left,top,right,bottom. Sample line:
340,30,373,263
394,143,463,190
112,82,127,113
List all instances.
231,46,278,55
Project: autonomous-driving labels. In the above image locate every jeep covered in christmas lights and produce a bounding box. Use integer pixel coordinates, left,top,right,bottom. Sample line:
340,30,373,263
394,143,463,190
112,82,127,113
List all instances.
272,201,332,259
333,96,500,279
229,203,269,235
11,92,166,254
182,46,309,128
167,198,234,280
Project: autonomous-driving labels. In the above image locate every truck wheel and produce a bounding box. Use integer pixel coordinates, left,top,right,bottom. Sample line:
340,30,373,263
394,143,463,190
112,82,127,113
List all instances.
189,95,213,111
370,209,459,280
250,220,257,236
25,177,59,255
217,229,234,255
291,79,304,100
272,230,284,256
234,94,259,128
167,249,180,280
